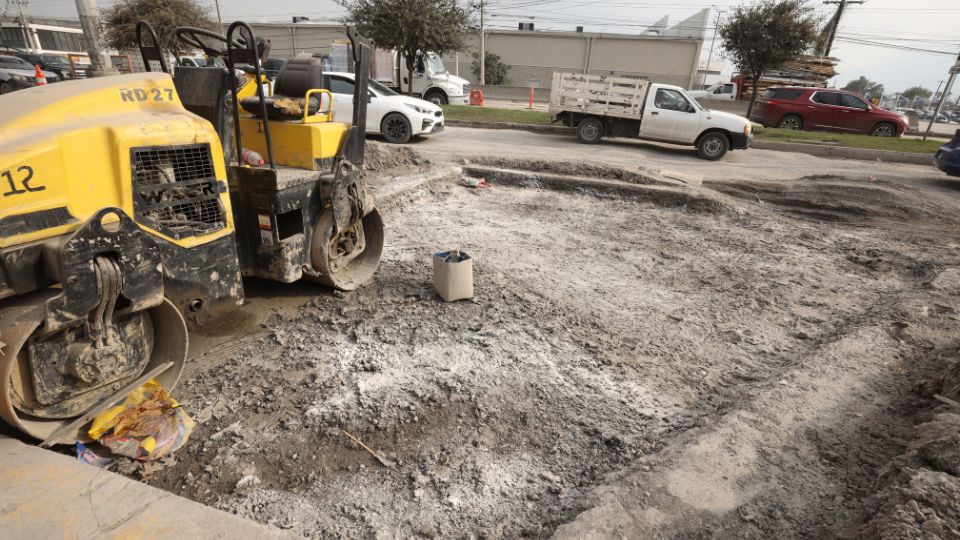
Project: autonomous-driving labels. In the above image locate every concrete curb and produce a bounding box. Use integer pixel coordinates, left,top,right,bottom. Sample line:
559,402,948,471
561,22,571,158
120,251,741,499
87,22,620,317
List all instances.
445,119,935,166
750,140,934,166
446,119,572,135
0,435,292,539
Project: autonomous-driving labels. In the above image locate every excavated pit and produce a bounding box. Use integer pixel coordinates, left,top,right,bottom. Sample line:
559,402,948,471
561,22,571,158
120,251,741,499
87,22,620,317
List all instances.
119,166,960,538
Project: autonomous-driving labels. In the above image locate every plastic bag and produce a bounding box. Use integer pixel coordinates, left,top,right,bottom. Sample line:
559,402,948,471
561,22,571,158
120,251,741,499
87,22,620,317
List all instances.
88,380,195,461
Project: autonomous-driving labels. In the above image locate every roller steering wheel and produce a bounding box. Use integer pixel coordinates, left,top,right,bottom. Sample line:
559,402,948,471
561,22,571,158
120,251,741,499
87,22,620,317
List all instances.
175,27,248,58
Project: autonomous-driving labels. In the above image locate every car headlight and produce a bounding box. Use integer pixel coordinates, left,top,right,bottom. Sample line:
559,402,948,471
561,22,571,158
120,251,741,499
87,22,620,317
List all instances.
744,123,753,135
11,74,29,82
405,103,431,114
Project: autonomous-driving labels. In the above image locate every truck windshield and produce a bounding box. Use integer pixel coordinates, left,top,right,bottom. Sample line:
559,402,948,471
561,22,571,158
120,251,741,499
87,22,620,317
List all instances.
425,54,447,75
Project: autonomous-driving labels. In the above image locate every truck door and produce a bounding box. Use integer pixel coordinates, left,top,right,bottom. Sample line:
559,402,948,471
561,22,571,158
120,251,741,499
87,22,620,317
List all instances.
641,87,702,143
712,83,736,100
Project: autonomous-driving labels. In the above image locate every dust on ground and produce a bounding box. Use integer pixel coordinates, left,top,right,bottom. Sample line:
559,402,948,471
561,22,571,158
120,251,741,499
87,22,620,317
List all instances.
139,160,960,538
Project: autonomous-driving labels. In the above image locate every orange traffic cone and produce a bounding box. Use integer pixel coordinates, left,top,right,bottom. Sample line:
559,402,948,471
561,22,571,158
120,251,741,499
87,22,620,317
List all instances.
469,88,484,107
34,65,47,86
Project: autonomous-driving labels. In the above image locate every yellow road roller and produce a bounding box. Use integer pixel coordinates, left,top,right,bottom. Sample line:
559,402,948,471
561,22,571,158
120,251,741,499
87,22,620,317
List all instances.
0,22,383,443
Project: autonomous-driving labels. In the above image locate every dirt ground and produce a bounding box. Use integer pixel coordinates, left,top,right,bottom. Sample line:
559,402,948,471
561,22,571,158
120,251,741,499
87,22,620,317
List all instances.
120,143,960,538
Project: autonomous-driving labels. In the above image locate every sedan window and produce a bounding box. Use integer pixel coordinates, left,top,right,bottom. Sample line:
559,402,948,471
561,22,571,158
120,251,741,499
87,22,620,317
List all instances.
840,94,869,110
0,56,32,68
811,92,842,106
330,77,355,95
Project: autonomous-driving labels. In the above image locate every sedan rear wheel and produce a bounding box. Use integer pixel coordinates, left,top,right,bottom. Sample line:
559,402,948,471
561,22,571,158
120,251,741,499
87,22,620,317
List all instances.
0,81,15,95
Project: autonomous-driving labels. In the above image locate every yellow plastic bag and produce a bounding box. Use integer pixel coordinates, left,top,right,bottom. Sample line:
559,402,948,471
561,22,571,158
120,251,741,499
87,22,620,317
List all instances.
88,380,195,461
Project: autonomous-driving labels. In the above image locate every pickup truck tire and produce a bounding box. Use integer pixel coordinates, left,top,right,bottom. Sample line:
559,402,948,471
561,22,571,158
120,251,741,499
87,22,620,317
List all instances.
424,90,448,106
381,113,412,144
696,132,730,160
869,122,896,137
576,118,604,144
776,114,803,130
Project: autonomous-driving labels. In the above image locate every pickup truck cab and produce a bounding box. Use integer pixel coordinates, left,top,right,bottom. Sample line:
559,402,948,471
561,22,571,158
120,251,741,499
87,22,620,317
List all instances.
549,73,752,160
688,81,738,101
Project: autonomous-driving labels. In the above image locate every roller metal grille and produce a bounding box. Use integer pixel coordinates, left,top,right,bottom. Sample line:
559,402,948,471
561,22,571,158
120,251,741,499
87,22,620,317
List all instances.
131,144,226,239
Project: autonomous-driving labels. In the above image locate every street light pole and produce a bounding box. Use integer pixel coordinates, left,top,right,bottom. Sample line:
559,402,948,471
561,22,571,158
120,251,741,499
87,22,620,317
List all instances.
214,0,224,34
700,7,723,89
479,0,485,86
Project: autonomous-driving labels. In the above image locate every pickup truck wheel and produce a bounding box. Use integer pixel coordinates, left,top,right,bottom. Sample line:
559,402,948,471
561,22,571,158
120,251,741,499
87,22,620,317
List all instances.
869,122,896,137
381,113,412,144
576,118,604,144
425,91,448,106
777,114,803,130
696,132,730,160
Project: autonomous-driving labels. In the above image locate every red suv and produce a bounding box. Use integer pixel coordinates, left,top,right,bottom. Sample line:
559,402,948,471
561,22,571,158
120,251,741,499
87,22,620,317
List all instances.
750,87,908,137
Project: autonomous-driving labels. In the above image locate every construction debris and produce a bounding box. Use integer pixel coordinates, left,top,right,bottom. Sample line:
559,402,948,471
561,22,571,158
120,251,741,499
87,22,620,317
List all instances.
88,380,196,461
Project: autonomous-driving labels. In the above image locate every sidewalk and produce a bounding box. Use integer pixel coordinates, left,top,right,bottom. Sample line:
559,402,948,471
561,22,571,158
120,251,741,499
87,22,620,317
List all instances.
0,435,290,539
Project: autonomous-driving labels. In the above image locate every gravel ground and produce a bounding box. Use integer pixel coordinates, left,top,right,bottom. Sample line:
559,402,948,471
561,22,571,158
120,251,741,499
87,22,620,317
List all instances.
133,150,960,538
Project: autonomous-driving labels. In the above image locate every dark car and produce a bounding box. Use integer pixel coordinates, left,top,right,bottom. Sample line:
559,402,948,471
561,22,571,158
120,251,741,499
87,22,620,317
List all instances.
750,86,909,137
935,129,960,177
0,55,59,94
15,52,89,80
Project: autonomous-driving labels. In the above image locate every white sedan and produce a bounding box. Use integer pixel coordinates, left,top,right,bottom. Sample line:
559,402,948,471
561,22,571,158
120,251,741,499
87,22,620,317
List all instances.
326,72,445,144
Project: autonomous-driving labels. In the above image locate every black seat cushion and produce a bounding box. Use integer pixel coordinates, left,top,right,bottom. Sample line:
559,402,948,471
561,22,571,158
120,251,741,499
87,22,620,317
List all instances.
272,54,326,98
240,95,321,120
241,54,328,120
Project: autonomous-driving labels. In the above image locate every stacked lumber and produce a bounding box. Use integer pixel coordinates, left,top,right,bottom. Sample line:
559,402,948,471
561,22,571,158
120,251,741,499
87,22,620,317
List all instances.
737,55,838,100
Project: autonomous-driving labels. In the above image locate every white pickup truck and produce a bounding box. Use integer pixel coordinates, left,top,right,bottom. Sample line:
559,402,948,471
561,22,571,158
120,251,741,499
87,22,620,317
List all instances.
688,81,739,101
548,72,752,160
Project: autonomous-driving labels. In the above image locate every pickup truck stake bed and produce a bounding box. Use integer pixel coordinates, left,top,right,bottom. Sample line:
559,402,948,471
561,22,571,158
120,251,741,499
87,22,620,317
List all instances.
548,72,752,160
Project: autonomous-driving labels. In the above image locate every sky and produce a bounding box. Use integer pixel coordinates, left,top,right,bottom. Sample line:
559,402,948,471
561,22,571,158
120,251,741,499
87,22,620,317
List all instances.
13,0,960,95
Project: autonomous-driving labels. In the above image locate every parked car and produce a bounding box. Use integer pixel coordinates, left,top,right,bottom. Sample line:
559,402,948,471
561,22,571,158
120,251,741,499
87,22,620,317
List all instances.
0,55,59,94
326,71,444,144
14,52,88,80
750,87,909,137
935,129,960,177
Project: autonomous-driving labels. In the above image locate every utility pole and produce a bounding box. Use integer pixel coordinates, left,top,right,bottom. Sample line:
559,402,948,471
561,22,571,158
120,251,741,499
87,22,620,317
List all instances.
700,7,723,89
931,80,944,111
214,0,224,34
75,0,116,76
10,0,34,52
923,49,960,141
822,0,864,57
479,0,485,86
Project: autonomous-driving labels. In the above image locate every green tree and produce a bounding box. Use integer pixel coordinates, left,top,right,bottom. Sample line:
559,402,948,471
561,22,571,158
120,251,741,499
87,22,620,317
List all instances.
842,76,884,99
103,0,216,57
471,51,510,85
719,0,820,116
902,86,932,102
340,0,471,95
